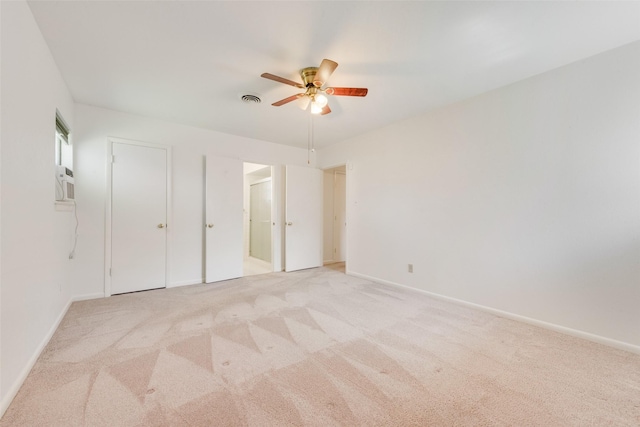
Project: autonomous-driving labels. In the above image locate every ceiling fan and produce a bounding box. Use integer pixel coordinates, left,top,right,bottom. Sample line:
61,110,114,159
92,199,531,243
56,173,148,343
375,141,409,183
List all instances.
261,59,368,116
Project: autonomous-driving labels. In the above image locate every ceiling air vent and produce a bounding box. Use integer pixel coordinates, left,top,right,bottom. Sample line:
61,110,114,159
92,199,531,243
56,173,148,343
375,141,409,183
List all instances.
240,94,262,104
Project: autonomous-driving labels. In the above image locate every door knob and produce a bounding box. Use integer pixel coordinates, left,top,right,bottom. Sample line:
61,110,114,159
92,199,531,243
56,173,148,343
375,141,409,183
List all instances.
206,224,214,228
157,224,165,229
286,222,293,226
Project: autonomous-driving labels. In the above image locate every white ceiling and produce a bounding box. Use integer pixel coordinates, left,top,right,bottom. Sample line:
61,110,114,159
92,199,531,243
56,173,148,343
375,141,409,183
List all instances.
28,1,640,149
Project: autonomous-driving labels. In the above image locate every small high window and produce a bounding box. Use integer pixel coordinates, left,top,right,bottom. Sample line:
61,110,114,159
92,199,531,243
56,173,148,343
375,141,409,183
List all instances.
55,112,74,202
55,112,72,169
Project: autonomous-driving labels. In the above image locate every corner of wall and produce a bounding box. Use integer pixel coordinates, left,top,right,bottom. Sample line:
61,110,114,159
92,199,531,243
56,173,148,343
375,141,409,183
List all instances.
348,271,640,356
0,0,77,416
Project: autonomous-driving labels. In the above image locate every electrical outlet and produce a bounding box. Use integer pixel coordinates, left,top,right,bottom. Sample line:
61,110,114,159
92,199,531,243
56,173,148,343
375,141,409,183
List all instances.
408,264,413,273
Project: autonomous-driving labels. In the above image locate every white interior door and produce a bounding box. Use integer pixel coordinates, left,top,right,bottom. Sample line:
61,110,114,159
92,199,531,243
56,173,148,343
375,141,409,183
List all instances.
285,165,323,272
271,166,284,272
111,142,168,294
334,172,347,262
205,155,243,282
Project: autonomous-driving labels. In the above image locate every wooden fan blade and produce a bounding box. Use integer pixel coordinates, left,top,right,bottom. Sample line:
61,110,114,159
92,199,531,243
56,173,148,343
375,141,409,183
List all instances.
261,73,304,88
320,105,331,116
325,87,368,97
272,94,303,106
313,59,338,87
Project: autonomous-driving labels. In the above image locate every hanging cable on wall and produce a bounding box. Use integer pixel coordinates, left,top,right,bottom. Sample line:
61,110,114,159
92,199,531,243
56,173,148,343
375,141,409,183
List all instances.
69,200,79,259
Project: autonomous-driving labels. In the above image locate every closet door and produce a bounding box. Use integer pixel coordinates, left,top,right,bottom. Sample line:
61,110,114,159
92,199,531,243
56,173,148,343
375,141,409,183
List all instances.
205,155,243,283
110,141,169,294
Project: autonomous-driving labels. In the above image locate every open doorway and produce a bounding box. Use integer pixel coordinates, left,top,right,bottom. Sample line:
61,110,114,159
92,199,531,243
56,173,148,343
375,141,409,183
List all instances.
243,162,273,276
323,165,346,271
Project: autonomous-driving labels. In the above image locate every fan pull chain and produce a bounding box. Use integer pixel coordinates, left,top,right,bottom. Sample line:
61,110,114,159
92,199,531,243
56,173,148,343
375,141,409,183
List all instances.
308,112,314,164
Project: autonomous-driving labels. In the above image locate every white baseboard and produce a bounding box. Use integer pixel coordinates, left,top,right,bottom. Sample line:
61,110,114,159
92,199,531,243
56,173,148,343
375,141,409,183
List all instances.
168,278,203,288
1,296,71,418
349,271,640,356
73,292,104,302
0,291,108,418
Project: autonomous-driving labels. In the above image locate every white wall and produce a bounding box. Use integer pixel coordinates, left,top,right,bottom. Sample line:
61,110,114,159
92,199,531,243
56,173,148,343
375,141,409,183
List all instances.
319,41,640,349
0,0,3,406
72,104,308,294
0,0,76,414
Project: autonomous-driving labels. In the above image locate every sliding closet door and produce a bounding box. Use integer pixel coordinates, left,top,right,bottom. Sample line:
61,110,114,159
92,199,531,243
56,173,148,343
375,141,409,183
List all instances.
205,155,243,283
250,179,272,262
285,165,323,272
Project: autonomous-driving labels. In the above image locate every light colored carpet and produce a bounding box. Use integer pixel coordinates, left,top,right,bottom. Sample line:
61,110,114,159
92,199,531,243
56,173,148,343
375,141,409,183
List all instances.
243,257,272,277
2,265,639,426
322,262,346,273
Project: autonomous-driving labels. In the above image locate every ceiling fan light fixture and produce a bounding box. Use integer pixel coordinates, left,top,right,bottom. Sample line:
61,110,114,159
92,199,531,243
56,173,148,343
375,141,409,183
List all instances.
297,96,311,110
261,58,368,117
315,94,328,107
310,102,323,115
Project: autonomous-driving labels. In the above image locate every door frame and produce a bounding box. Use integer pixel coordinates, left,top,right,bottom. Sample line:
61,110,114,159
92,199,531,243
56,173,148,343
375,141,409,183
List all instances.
242,161,284,273
105,137,172,297
332,170,347,262
249,176,272,262
322,163,350,271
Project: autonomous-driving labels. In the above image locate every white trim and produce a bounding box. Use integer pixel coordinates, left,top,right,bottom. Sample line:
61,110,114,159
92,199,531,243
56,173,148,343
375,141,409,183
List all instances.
169,278,204,288
0,292,108,418
249,176,272,186
104,140,112,296
105,137,172,297
2,297,63,417
271,165,284,272
345,163,351,272
72,293,104,302
240,160,280,274
165,144,173,294
348,271,640,355
322,162,350,271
